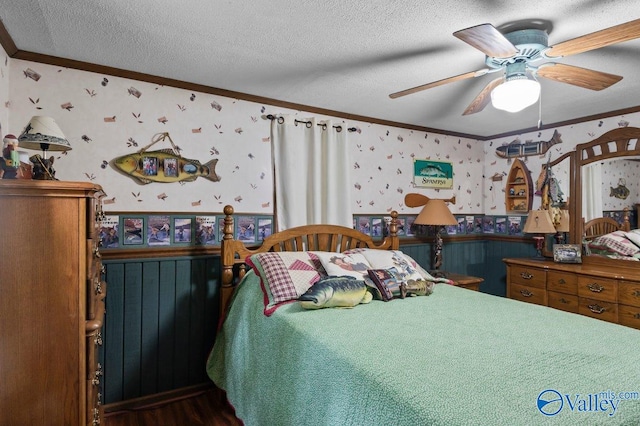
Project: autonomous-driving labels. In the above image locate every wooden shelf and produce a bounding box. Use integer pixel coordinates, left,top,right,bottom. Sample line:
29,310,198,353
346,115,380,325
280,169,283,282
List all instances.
505,159,533,214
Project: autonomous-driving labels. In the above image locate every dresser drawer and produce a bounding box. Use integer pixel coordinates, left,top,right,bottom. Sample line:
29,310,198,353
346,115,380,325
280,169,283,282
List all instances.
509,265,546,289
578,297,618,323
548,291,578,313
618,304,640,330
547,271,577,295
619,281,640,307
510,282,546,305
577,275,617,303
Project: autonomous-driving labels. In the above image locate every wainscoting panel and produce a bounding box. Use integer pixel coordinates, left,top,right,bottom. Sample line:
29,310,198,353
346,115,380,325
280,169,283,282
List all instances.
102,256,221,405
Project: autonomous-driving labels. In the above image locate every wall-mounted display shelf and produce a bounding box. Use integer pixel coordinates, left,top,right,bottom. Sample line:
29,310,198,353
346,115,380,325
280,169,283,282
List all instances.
505,158,533,214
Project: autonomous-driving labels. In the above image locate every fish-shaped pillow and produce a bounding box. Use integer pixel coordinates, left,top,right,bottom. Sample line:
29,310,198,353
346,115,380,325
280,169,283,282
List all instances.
299,276,372,309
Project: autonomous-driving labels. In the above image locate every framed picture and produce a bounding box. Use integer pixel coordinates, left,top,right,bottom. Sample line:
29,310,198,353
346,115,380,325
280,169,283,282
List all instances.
195,215,217,245
257,217,273,241
148,215,171,246
173,217,193,244
99,214,120,248
553,244,582,263
413,159,453,189
123,217,144,245
494,216,508,234
236,216,256,243
371,217,384,238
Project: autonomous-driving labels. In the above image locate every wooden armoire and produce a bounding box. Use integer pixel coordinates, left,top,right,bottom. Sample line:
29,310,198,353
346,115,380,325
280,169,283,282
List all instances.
0,180,106,425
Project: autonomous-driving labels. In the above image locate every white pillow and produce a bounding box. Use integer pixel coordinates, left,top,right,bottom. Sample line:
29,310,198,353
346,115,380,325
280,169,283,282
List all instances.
312,251,372,281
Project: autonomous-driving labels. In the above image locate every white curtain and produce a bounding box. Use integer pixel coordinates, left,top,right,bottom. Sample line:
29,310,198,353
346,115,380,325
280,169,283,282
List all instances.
581,162,602,222
271,115,352,230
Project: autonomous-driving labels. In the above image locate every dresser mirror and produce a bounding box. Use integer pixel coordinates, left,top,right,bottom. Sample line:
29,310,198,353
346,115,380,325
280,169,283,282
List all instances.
569,127,640,267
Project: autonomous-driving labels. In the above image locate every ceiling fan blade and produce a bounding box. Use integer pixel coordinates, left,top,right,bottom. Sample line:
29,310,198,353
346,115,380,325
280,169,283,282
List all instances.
462,77,504,115
453,23,518,59
389,69,487,99
536,63,622,90
404,193,430,208
546,18,640,58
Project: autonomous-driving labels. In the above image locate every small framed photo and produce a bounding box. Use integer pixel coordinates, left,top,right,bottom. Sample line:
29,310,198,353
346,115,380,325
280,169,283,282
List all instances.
257,217,273,241
236,216,256,243
173,217,193,244
148,215,171,246
123,217,144,245
494,216,508,234
195,215,217,246
357,216,371,235
371,217,384,238
455,216,466,235
553,244,582,264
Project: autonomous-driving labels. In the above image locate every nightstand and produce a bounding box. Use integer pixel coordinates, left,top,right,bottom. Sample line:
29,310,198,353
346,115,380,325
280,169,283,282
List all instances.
432,271,484,291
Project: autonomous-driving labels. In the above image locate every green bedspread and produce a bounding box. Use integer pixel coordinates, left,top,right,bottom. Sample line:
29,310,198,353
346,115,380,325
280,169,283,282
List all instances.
207,272,640,425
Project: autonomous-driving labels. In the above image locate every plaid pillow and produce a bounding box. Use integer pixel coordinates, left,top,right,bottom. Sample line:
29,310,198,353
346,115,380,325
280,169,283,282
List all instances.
590,231,640,257
247,252,326,316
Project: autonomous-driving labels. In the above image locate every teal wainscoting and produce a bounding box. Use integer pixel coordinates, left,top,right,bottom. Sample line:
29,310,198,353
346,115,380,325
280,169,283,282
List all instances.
401,238,535,297
101,255,221,405
99,238,535,405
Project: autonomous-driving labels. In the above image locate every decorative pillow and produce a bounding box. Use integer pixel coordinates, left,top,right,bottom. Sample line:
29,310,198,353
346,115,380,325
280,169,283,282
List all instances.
589,231,640,257
367,268,400,301
299,276,372,309
313,251,372,281
624,231,640,248
345,249,426,282
246,251,326,316
346,248,455,285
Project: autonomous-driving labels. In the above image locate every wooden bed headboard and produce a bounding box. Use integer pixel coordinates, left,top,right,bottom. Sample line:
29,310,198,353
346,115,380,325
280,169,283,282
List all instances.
219,205,400,314
582,208,631,241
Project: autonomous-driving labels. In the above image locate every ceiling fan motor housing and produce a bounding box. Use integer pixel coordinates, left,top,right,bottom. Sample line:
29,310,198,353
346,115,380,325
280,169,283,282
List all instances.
485,29,549,69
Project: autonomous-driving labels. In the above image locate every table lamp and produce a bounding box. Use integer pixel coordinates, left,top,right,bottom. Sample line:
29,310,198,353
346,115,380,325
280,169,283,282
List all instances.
414,199,457,271
17,116,71,180
523,209,557,258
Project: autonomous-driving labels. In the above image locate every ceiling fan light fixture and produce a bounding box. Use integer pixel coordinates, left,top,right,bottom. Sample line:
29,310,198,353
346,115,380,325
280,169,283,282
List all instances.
491,77,541,113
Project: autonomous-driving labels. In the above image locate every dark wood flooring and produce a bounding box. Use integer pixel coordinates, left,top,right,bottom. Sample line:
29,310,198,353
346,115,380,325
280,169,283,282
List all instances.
104,386,242,426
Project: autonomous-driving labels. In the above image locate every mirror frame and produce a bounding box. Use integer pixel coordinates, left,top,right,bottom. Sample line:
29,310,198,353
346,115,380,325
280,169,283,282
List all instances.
570,127,640,266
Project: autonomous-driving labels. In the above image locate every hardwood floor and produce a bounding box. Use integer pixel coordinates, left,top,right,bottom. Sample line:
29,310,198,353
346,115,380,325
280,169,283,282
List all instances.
104,386,242,426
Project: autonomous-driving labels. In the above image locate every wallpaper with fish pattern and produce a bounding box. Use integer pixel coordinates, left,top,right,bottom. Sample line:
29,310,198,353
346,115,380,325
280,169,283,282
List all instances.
1,43,639,216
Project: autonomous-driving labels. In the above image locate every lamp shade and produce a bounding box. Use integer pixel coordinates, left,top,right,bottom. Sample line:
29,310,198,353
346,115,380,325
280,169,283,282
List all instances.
523,210,557,234
414,199,457,226
18,116,71,151
491,78,541,113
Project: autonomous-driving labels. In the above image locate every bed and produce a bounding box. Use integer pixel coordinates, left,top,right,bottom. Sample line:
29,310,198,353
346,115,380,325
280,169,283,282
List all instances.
583,210,640,260
207,205,640,425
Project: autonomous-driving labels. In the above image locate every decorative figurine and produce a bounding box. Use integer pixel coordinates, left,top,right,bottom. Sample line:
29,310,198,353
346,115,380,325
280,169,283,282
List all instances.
0,134,20,179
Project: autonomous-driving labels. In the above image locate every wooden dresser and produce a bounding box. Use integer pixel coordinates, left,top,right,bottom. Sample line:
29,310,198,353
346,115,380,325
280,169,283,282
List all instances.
0,180,106,425
504,258,640,329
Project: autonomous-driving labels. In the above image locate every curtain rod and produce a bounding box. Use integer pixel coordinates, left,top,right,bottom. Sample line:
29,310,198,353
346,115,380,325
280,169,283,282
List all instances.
265,114,357,133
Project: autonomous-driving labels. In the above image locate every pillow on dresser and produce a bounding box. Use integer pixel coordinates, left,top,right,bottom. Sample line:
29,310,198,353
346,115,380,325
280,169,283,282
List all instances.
246,251,326,316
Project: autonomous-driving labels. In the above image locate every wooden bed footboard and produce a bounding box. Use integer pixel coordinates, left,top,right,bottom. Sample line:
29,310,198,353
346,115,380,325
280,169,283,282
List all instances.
220,205,399,314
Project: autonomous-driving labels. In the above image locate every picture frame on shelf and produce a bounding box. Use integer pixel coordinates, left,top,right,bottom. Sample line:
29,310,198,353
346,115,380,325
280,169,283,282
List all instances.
173,217,193,244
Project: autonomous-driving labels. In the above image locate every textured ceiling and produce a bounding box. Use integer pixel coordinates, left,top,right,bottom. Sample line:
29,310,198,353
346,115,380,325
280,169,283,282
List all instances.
2,0,640,138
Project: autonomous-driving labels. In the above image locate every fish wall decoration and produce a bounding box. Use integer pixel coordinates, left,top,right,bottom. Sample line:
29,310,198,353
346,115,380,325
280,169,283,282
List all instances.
112,132,220,185
495,130,562,160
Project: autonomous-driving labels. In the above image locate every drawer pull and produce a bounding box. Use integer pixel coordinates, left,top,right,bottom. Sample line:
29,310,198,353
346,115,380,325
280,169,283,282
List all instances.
588,304,605,314
520,272,533,280
632,290,640,297
520,289,533,297
558,278,566,285
587,283,604,293
559,298,569,304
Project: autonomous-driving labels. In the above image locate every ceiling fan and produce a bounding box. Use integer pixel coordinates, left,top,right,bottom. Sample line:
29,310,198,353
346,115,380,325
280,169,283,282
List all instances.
389,19,640,115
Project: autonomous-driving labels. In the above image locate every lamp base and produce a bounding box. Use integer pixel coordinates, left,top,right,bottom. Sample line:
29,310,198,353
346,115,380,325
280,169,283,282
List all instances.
30,154,57,180
532,236,545,259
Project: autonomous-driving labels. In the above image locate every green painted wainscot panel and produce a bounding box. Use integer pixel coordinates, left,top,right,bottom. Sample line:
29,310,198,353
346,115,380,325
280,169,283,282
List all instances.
101,255,221,404
99,238,535,404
